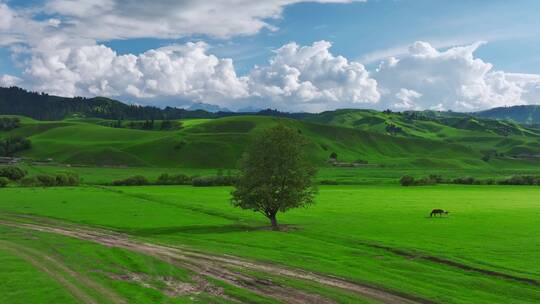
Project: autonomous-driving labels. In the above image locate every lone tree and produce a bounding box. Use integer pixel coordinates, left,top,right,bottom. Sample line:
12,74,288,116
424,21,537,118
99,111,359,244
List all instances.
231,124,317,230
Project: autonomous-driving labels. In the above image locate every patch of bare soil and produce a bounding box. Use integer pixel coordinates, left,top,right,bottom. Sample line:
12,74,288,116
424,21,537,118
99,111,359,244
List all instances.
109,272,224,298
0,216,434,304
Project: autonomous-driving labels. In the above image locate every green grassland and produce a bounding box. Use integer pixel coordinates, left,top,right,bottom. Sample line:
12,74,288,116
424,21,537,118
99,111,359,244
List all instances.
0,223,275,304
13,163,540,185
305,109,540,158
3,112,540,170
2,112,540,303
0,185,539,303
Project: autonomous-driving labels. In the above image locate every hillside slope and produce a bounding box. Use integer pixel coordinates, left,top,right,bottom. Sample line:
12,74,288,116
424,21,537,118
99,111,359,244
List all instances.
305,109,540,162
0,115,510,168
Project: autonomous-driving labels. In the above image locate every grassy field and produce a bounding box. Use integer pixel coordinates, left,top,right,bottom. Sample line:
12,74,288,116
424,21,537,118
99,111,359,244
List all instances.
2,113,540,302
0,223,277,304
13,163,540,185
4,113,540,169
1,184,538,303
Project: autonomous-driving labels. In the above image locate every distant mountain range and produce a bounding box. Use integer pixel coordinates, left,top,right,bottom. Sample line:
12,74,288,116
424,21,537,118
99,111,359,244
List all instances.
474,105,540,125
187,102,231,113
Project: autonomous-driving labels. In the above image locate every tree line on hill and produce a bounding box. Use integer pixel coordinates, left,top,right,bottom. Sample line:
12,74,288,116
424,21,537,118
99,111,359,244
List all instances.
0,116,30,157
0,166,79,187
400,174,540,186
0,117,21,131
0,86,312,121
3,86,539,130
111,171,237,187
0,136,31,157
107,119,179,130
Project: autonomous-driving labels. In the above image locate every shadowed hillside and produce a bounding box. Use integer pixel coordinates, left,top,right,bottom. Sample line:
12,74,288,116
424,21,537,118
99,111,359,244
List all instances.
474,105,540,125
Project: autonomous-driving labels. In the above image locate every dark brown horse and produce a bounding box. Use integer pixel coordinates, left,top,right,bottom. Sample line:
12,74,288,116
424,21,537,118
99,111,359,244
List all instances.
430,209,449,217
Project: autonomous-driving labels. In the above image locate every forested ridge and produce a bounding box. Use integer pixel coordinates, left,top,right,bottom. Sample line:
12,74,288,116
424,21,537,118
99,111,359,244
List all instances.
0,86,311,121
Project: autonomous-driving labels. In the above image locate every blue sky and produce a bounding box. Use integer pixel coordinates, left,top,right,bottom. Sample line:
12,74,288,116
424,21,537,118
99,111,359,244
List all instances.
1,0,540,112
104,0,540,74
246,0,540,73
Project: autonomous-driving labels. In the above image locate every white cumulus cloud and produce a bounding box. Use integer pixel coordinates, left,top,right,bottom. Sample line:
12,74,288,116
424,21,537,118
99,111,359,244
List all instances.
394,88,422,110
0,3,13,30
0,74,21,86
374,41,540,111
40,0,363,40
24,42,248,105
248,40,379,111
2,0,540,112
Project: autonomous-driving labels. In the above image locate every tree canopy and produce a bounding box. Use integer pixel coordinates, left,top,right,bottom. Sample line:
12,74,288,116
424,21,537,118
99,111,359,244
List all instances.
231,124,317,230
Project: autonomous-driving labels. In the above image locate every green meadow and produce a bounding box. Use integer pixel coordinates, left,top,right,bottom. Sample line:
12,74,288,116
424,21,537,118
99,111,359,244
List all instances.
1,185,539,303
5,112,540,170
1,113,540,303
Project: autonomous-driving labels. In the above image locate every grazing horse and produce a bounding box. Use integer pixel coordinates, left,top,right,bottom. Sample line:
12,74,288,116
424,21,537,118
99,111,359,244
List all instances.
430,209,449,217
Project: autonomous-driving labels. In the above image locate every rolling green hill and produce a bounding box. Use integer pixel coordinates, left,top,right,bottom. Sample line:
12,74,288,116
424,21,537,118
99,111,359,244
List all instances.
2,112,540,169
304,109,540,163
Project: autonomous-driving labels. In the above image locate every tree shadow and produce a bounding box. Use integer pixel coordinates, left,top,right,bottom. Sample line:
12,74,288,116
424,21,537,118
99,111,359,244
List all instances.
126,224,267,236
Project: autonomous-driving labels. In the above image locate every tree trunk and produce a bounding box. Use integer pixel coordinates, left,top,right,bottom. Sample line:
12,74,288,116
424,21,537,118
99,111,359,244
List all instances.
268,213,279,231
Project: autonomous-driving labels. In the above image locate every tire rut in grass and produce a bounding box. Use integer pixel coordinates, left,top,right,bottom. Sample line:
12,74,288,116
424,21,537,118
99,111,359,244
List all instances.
0,217,431,304
0,240,104,304
357,241,539,286
0,220,336,304
96,186,243,222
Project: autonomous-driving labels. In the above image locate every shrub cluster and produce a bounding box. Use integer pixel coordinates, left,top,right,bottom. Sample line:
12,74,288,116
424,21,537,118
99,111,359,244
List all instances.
156,173,191,185
112,172,236,187
399,175,415,186
401,174,540,186
0,166,27,180
112,175,149,186
452,177,500,185
0,117,21,131
452,176,476,185
499,175,540,185
173,141,187,150
385,123,404,135
0,136,31,157
20,172,80,187
319,179,339,185
192,175,237,187
0,177,8,187
399,175,437,186
353,159,369,165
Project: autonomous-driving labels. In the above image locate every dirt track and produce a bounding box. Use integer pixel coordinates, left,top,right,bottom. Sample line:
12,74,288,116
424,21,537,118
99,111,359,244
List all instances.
0,217,434,304
0,240,125,304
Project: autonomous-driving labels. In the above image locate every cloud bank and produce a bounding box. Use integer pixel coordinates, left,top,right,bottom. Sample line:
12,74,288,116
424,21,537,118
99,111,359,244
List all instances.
25,42,249,105
0,0,539,112
248,41,379,111
42,0,364,40
373,41,540,111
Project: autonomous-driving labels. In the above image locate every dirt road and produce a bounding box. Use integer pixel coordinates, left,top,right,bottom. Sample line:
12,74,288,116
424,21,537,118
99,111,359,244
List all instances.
0,216,434,304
